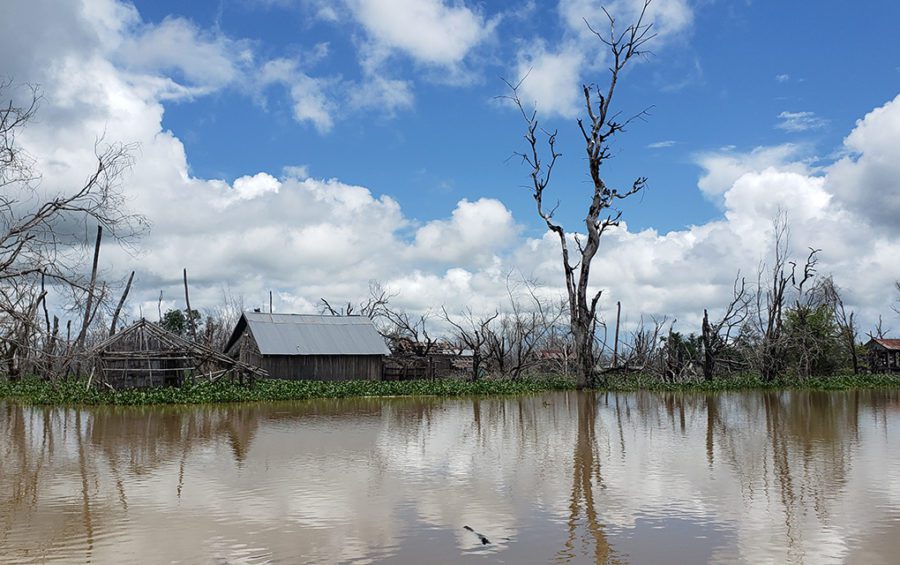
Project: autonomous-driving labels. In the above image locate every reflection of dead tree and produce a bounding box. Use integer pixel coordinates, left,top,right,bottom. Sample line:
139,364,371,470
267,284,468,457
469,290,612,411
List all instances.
556,392,613,564
701,275,750,381
506,2,654,389
441,307,498,381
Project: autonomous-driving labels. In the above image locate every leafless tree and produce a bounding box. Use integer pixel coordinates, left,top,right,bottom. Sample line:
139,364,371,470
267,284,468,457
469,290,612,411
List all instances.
441,307,498,381
506,2,655,388
750,214,822,381
0,80,145,378
701,275,750,381
819,276,859,374
321,280,396,321
482,281,567,380
619,315,667,371
200,287,245,351
893,281,899,316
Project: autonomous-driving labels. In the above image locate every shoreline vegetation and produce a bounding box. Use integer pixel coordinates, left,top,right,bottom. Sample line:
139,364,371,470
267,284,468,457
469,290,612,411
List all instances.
1,374,898,406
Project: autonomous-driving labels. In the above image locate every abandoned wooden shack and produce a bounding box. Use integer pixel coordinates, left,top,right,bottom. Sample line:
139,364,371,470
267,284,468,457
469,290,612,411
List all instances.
866,338,900,373
224,312,390,380
91,319,266,389
383,340,474,380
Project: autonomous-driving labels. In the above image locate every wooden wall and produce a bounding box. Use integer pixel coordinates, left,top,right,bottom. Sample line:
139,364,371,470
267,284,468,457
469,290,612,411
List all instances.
259,354,383,381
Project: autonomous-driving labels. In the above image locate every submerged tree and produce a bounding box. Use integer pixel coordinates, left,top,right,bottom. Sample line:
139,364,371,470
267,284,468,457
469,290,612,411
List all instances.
507,2,655,389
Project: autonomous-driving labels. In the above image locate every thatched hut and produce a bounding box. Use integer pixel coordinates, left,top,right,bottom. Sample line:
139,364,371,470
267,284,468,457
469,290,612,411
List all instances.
224,312,389,381
91,319,266,389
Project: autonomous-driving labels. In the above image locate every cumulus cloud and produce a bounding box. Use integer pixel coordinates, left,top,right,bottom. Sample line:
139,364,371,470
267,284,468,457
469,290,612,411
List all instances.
4,0,898,336
345,0,495,67
825,93,900,233
513,42,584,118
695,144,811,200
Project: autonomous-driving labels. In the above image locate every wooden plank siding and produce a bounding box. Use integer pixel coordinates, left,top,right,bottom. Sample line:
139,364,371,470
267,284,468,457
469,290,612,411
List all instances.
258,354,382,381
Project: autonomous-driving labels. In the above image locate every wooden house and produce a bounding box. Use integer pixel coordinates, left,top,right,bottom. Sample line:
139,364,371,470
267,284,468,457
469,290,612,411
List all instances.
224,313,390,381
866,338,900,373
91,319,266,389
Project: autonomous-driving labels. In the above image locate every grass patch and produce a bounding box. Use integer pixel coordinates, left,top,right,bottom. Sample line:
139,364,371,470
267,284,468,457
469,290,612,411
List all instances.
0,373,897,406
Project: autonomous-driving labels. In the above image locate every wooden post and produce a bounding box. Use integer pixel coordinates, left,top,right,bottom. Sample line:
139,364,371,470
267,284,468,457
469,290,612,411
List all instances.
183,268,197,342
269,290,273,314
612,301,621,368
109,271,135,336
76,225,102,350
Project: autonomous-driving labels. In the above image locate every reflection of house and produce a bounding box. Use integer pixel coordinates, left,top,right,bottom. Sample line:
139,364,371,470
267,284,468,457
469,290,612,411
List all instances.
224,313,390,380
866,338,900,373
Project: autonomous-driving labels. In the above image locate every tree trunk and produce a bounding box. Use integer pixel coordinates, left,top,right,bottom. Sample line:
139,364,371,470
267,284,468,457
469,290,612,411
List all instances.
702,309,714,382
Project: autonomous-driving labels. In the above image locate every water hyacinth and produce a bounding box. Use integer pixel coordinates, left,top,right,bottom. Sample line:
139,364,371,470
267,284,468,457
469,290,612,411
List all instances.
0,373,897,406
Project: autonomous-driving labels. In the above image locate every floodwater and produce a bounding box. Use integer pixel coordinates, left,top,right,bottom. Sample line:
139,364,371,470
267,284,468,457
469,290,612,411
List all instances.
1,390,899,564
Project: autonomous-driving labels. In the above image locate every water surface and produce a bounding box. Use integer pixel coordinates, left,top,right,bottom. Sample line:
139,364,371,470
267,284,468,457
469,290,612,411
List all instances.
1,389,898,564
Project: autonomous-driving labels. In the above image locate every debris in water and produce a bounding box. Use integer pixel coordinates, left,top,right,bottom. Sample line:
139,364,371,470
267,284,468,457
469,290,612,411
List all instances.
463,525,491,545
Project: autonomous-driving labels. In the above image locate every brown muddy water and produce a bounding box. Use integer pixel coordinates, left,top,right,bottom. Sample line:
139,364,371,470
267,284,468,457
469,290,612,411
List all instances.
1,390,899,564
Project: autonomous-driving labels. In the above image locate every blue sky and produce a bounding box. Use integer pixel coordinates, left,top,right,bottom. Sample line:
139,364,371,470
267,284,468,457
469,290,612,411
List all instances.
142,0,900,236
3,0,899,331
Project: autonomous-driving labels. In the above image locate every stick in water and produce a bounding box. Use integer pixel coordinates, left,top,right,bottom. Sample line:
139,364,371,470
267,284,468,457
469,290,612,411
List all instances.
463,526,490,545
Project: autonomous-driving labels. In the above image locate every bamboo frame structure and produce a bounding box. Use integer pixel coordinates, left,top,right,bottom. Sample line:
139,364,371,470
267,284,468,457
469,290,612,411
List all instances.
90,319,266,389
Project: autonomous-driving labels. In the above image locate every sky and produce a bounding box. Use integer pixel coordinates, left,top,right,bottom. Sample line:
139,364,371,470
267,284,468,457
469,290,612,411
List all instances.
2,0,899,335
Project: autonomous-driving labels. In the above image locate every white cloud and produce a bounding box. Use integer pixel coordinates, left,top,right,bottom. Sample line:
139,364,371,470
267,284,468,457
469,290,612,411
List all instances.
345,0,495,67
258,58,336,132
411,198,519,266
513,42,584,118
776,110,828,132
825,93,900,233
116,17,252,93
647,140,676,149
695,144,810,200
4,0,898,336
776,73,791,83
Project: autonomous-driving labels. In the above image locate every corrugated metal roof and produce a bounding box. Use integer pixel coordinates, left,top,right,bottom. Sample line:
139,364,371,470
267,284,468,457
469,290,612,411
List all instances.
242,312,390,356
870,338,900,351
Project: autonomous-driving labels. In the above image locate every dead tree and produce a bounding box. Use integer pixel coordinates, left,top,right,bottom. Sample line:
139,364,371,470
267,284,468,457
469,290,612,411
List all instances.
321,280,396,323
701,275,750,381
893,281,899,316
0,80,145,377
441,307,498,381
753,215,821,381
506,2,654,388
820,276,859,374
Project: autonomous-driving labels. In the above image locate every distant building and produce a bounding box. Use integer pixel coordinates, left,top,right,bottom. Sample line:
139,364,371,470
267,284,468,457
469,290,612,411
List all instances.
866,338,900,373
224,312,390,381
